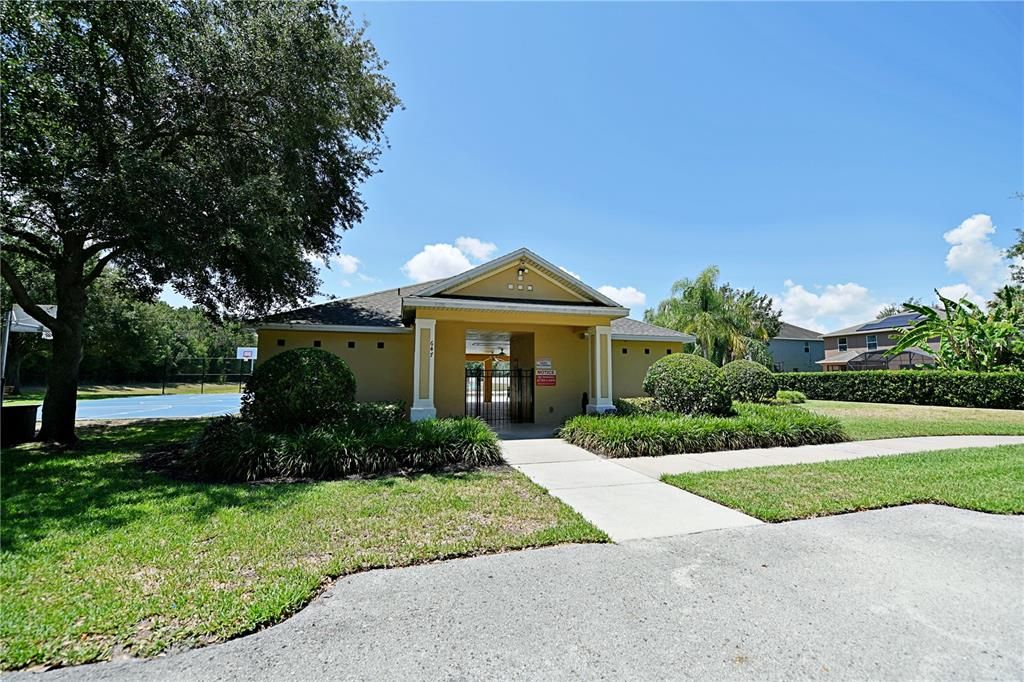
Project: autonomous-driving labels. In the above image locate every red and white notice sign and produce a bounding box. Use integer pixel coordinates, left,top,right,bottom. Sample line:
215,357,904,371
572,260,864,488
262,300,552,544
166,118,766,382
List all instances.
536,369,556,386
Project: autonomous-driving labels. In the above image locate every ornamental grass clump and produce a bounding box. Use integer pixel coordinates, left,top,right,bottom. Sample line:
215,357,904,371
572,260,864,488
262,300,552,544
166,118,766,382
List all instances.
642,353,731,416
721,359,778,403
559,403,847,458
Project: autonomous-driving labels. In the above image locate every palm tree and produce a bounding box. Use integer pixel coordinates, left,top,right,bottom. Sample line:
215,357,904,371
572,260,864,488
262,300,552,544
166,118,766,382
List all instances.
644,266,778,366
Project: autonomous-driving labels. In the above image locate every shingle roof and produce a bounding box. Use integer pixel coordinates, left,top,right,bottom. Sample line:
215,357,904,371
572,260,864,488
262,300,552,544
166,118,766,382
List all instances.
260,280,438,327
260,283,691,342
822,310,939,338
774,322,823,341
610,318,694,341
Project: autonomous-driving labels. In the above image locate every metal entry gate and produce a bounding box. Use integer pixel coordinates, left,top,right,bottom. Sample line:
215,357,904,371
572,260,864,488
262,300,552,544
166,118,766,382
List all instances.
465,368,534,425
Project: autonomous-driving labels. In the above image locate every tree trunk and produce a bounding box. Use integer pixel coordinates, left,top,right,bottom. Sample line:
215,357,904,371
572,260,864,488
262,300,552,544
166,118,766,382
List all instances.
37,266,87,445
7,345,23,394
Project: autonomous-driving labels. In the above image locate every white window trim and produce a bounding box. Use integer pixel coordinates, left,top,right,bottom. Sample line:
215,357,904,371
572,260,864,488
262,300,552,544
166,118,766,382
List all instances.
866,334,878,351
838,337,848,352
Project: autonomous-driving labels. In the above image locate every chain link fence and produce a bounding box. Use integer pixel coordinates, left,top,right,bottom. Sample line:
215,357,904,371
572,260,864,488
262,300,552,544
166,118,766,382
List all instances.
162,357,255,394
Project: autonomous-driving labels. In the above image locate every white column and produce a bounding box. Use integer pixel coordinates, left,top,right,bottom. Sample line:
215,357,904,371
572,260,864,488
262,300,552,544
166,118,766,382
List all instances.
586,325,616,414
411,317,437,421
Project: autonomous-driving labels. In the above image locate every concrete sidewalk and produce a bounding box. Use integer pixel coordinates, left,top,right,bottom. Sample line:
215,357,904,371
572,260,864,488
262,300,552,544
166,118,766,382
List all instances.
504,435,1024,542
614,434,1024,478
502,439,761,541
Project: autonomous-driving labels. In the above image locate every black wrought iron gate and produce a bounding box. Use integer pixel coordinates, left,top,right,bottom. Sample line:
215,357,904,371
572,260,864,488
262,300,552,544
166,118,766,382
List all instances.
465,368,534,425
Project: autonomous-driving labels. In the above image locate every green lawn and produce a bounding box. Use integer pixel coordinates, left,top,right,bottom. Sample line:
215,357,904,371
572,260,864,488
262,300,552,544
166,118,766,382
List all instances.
803,400,1024,440
664,444,1024,522
0,421,605,670
3,383,242,406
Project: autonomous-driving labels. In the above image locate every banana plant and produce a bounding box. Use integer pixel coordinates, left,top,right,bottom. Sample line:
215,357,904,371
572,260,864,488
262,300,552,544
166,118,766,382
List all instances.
888,287,1024,371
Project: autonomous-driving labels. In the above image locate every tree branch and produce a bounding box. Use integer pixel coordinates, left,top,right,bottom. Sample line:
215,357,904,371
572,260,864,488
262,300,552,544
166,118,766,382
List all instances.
83,249,120,285
0,259,61,331
0,243,53,266
82,239,122,260
3,225,56,258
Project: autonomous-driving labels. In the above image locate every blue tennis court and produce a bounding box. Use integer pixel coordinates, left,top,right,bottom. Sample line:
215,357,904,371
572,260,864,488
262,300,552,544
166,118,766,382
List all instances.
75,393,242,421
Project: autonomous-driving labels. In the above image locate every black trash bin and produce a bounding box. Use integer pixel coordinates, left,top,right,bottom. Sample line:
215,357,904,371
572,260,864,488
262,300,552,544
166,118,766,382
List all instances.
2,404,39,447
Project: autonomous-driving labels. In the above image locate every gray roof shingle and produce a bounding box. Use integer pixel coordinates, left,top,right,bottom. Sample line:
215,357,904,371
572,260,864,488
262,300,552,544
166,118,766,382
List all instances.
260,283,691,342
610,318,694,341
774,322,823,341
260,281,438,327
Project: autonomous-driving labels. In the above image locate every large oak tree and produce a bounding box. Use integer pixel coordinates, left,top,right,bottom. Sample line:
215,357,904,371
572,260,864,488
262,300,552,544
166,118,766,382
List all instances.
1,1,399,443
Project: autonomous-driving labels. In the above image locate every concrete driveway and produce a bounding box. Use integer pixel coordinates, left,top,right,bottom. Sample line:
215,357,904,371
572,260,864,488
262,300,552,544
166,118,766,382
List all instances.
16,505,1023,681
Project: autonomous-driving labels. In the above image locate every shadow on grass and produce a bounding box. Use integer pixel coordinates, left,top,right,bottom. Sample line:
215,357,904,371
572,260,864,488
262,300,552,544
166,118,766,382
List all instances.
1,420,498,554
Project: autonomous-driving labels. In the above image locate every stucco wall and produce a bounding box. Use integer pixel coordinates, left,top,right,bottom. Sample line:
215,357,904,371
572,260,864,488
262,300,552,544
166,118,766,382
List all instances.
429,317,592,425
768,338,824,372
256,329,413,404
258,317,682,424
611,340,682,397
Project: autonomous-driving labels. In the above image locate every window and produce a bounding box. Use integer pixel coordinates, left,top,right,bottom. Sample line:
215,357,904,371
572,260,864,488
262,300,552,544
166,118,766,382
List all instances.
276,339,285,347
644,348,650,355
313,340,322,348
866,335,878,351
621,347,628,354
666,348,672,355
838,337,848,352
347,341,356,349
804,341,810,353
377,341,385,349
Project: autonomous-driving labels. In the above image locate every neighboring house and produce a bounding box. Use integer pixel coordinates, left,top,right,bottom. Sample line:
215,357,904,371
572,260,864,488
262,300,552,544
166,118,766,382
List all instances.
256,248,695,425
768,322,824,372
819,312,938,371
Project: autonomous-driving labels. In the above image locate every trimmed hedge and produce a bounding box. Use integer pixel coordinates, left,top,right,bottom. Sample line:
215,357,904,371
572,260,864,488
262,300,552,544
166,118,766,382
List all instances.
613,397,660,415
776,371,1024,409
559,403,848,458
242,348,357,432
721,359,778,403
642,353,731,416
187,415,502,482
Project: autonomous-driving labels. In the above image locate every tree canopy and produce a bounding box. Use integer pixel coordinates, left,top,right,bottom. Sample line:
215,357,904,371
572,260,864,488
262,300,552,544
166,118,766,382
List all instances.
1,0,399,442
644,266,782,367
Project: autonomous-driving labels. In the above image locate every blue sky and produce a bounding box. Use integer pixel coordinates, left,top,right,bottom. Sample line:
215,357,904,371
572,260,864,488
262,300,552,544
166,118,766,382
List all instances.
167,2,1023,333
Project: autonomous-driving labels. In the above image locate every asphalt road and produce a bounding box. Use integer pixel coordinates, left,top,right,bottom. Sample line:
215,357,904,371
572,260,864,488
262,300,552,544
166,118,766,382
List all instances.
14,505,1023,681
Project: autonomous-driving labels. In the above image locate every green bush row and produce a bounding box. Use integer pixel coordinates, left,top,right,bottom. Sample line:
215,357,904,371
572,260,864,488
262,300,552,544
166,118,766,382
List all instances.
775,371,1024,409
560,403,848,458
187,415,503,482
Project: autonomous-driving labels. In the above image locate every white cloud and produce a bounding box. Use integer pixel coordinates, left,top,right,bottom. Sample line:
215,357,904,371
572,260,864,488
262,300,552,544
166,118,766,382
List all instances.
402,243,473,282
773,280,885,333
940,213,1012,304
332,253,360,275
559,266,581,279
402,237,498,283
454,236,497,261
943,214,1007,288
936,283,985,306
598,285,647,313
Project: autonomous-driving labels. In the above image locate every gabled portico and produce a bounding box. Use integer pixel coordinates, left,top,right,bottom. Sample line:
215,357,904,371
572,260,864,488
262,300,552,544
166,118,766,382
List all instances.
256,248,694,426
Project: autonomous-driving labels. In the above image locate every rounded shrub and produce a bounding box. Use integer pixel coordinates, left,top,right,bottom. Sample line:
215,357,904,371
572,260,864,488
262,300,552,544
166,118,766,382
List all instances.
641,353,731,416
241,348,357,432
721,359,778,403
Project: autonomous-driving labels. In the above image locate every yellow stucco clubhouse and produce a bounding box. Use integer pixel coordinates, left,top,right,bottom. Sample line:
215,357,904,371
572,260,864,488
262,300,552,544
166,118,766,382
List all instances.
256,248,694,425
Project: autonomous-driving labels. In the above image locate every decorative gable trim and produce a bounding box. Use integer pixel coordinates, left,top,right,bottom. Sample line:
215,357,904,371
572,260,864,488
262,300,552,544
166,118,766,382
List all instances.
412,248,622,308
